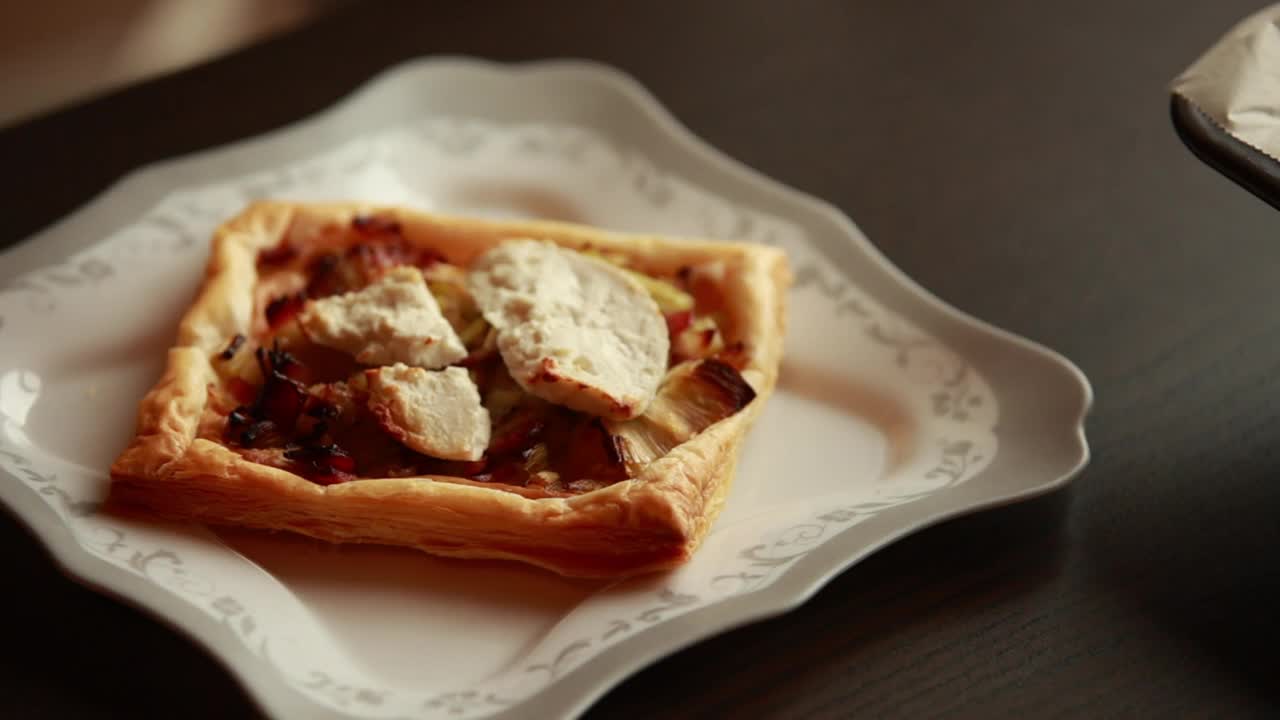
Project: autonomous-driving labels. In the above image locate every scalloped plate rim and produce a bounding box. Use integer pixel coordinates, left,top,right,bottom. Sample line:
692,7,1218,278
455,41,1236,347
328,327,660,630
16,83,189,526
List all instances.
0,56,1092,720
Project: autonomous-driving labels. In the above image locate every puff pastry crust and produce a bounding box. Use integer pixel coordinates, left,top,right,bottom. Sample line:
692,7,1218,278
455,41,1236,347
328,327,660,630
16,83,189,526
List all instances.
109,201,790,577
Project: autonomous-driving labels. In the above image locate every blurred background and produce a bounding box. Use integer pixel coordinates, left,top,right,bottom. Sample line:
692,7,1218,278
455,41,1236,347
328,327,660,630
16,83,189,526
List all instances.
0,0,344,128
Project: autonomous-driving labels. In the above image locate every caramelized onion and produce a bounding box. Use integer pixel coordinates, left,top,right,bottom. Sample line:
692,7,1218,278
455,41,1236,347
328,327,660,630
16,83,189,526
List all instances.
285,443,357,484
489,406,549,455
265,292,307,330
219,334,246,360
255,344,305,382
555,417,629,485
714,340,750,370
257,241,297,266
259,373,306,428
526,471,565,494
227,408,284,449
225,344,310,446
603,359,756,476
521,443,551,474
303,237,445,298
567,478,609,494
351,214,402,235
305,402,339,420
687,359,757,419
476,462,532,487
428,458,490,477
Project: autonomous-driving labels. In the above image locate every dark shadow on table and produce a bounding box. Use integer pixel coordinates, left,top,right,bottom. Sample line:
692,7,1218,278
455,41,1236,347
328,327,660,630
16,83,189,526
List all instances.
1078,452,1279,706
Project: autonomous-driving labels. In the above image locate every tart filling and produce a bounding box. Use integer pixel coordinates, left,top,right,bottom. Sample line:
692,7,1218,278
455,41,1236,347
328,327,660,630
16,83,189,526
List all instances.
111,202,790,577
206,213,757,498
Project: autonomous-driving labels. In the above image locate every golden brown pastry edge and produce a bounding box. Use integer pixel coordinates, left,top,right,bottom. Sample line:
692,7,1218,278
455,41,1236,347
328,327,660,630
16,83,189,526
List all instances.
108,201,791,578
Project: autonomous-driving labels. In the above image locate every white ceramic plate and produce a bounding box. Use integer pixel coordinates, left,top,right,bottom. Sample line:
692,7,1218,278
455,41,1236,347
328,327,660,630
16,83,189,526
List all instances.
0,59,1091,720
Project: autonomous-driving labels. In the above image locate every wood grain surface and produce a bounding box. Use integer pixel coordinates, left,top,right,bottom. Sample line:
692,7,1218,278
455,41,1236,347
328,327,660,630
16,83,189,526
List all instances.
1,1,1277,718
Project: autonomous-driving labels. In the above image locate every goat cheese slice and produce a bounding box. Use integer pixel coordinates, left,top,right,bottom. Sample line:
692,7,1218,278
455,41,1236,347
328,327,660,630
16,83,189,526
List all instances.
467,239,668,420
299,266,467,369
367,364,490,461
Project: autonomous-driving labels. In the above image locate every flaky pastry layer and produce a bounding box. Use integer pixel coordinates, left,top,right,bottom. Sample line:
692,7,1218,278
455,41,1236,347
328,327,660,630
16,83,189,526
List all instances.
109,201,790,577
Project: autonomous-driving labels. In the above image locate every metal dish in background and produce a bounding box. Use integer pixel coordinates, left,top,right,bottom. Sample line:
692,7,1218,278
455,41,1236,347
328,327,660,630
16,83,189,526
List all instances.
1171,93,1280,212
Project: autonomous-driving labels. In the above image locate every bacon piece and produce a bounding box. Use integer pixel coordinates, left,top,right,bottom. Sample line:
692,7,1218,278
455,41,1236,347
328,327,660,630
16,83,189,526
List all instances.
226,377,257,405
304,253,345,298
258,373,306,428
309,472,356,486
665,310,693,337
349,238,444,275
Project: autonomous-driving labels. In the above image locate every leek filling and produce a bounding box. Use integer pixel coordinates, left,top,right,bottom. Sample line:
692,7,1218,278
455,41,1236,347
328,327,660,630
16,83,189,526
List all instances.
212,218,755,492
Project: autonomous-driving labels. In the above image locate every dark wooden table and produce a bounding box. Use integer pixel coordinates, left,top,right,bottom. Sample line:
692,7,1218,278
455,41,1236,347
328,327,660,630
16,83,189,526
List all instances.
3,2,1278,717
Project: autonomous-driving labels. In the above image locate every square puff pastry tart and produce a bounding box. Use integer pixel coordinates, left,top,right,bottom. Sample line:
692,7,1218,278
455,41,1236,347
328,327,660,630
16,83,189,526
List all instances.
110,201,790,577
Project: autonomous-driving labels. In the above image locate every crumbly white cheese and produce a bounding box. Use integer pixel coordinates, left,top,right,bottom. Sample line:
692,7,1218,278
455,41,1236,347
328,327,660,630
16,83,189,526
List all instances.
298,266,467,368
467,239,668,420
367,364,490,461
